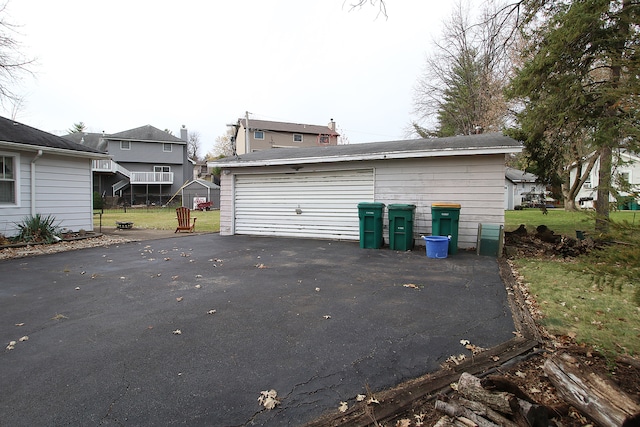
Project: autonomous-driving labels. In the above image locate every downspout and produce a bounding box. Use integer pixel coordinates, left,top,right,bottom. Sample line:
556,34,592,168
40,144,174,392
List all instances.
31,150,43,216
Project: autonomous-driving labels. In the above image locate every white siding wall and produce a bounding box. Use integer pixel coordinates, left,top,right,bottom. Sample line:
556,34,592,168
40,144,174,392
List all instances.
219,172,234,235
0,150,94,237
371,155,505,248
218,154,506,249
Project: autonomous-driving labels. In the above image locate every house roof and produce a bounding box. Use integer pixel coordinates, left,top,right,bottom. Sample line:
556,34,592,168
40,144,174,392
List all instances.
63,132,108,152
186,179,220,189
505,167,538,183
239,119,339,136
0,116,108,158
106,125,187,144
209,132,522,168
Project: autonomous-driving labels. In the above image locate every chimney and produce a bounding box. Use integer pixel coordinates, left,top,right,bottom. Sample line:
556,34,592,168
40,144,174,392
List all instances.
328,118,336,132
180,125,188,141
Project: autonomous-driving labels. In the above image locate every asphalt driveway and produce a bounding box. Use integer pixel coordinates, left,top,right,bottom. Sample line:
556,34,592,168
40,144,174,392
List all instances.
0,235,515,426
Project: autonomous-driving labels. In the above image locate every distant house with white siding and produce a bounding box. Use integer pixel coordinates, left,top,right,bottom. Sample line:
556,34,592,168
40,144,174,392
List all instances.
208,133,522,250
570,150,640,209
504,167,546,210
0,116,109,237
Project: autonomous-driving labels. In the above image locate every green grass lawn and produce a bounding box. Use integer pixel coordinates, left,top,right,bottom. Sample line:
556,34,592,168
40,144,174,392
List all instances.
506,208,640,357
94,208,220,233
505,208,640,236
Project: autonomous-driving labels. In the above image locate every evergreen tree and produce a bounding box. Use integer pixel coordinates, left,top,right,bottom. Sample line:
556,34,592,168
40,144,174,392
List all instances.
507,0,639,230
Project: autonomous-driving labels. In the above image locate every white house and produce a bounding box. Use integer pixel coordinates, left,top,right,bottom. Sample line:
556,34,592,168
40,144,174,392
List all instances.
0,117,109,237
570,150,640,209
504,167,546,210
209,133,522,250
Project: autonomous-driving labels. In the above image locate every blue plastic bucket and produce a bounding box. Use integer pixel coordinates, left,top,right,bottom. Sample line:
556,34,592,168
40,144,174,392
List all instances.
423,236,449,259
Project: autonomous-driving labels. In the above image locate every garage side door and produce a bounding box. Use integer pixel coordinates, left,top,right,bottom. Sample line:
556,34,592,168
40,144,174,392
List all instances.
234,169,374,240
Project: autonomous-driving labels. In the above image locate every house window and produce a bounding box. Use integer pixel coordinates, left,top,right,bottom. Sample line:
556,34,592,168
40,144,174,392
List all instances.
163,143,172,152
620,171,630,184
318,135,330,144
293,134,303,142
120,141,131,150
154,166,171,173
584,173,592,188
254,131,264,140
0,155,16,204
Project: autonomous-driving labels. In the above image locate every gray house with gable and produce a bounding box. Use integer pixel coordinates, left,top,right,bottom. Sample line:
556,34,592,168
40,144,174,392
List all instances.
65,125,191,206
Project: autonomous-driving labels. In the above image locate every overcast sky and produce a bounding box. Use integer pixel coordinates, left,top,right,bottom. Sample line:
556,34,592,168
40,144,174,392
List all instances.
4,1,472,154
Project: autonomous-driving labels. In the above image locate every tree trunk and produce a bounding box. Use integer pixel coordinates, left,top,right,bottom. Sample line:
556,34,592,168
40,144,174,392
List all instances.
543,352,640,427
596,145,612,233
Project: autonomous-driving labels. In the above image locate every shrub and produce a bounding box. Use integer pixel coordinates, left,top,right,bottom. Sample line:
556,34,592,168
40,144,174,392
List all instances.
93,192,104,210
14,214,61,244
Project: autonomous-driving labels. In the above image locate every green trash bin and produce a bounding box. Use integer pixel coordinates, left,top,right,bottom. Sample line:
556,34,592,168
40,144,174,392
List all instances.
357,202,385,249
431,203,461,255
388,204,416,251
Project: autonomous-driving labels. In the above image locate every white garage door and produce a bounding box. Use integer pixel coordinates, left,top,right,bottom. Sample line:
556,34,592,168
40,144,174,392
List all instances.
234,169,374,240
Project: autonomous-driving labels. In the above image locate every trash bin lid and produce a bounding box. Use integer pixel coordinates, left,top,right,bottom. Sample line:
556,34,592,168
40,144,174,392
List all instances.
388,203,416,210
357,202,385,208
432,202,461,208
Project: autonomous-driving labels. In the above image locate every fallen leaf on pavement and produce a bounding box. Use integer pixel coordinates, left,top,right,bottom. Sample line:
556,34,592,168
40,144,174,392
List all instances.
173,329,182,335
19,336,28,342
207,309,217,315
323,315,331,319
356,394,366,402
338,401,348,413
403,284,420,289
176,297,183,302
258,389,280,410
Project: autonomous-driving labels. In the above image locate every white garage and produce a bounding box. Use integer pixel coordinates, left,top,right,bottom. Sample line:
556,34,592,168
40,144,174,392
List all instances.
210,133,522,248
234,169,373,239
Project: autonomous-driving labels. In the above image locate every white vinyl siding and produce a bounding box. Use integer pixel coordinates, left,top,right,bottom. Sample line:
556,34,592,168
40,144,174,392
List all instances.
233,169,374,240
372,155,505,249
0,152,94,237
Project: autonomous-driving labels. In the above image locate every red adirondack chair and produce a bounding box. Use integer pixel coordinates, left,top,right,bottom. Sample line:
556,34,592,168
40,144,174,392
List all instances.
175,207,196,233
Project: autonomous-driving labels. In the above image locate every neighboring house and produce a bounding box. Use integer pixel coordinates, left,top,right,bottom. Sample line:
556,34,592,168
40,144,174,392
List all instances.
504,167,546,210
209,133,522,249
65,125,191,206
192,159,213,182
0,116,109,237
181,179,220,210
570,150,640,209
233,118,339,155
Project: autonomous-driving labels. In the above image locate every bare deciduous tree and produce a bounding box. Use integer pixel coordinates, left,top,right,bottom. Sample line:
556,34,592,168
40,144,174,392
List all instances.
187,131,201,160
412,1,515,137
0,2,34,106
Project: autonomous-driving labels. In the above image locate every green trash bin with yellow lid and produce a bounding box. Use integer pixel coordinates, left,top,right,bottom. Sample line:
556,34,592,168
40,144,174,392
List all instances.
431,203,461,255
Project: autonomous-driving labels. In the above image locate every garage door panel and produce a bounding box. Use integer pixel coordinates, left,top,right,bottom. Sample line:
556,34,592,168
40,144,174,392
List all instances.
234,169,373,240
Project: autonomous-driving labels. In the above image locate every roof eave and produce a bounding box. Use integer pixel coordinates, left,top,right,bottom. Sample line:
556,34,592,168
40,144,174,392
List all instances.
208,145,523,168
0,141,110,159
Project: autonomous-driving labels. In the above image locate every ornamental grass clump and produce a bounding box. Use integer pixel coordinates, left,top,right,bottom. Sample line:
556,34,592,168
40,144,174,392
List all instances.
14,214,61,244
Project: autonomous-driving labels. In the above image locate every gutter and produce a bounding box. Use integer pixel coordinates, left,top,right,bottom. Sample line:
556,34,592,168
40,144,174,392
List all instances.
30,150,43,216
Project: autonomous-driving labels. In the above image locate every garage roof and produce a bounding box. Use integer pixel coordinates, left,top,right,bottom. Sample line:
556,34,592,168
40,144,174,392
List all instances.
209,132,522,168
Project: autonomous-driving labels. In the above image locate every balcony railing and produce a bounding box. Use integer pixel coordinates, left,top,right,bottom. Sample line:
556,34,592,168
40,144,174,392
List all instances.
92,160,131,178
130,172,174,184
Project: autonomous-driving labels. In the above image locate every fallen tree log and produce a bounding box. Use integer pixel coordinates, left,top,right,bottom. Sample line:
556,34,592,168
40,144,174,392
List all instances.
543,352,640,427
457,372,548,427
